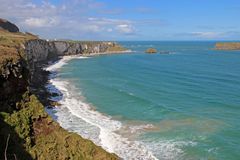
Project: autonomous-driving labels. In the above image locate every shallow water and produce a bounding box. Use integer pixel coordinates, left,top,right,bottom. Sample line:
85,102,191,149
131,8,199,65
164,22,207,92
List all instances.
48,41,240,160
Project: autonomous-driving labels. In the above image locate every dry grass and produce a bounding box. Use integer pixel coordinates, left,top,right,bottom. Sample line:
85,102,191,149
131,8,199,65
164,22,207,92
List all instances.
107,44,127,52
0,30,38,66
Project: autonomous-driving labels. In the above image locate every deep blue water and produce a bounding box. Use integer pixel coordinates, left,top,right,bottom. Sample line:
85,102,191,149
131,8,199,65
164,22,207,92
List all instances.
58,41,240,160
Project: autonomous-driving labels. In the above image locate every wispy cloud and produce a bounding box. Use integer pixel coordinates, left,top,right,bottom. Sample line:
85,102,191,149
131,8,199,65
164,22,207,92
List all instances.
1,0,238,40
190,32,223,39
116,24,136,35
24,17,59,27
0,0,137,40
175,31,240,40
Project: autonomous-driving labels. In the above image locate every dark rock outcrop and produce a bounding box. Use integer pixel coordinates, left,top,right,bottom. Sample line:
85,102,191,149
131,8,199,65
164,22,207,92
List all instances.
0,18,19,32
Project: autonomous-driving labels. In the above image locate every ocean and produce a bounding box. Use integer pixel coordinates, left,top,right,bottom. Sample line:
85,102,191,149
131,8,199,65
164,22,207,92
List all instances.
46,41,240,160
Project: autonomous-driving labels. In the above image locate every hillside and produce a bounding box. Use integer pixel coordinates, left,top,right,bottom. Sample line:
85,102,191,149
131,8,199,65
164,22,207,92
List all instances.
0,21,119,159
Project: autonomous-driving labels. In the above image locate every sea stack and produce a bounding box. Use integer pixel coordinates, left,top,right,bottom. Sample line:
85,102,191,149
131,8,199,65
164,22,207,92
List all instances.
145,48,157,54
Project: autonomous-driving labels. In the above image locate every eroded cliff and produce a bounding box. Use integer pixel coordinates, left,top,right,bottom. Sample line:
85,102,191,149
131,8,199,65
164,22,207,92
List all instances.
25,39,126,62
0,24,121,159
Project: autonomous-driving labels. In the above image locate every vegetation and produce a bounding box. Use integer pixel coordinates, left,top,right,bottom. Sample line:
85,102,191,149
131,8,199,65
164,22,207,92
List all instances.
215,42,240,50
107,44,127,52
0,26,119,159
1,93,118,160
0,29,37,73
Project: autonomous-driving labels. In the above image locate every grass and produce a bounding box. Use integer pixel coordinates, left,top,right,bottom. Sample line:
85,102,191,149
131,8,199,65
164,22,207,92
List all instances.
0,30,37,71
1,92,118,160
107,44,127,52
0,29,119,159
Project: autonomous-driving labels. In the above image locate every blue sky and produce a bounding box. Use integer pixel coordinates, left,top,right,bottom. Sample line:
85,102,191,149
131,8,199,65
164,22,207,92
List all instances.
1,0,240,40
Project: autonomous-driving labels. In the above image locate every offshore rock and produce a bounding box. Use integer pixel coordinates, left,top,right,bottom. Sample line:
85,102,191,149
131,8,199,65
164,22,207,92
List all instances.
215,42,240,50
145,48,157,54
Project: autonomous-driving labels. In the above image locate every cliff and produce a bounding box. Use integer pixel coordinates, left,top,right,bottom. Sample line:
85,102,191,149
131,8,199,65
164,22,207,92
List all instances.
0,22,122,159
0,18,19,32
215,42,240,50
25,40,126,62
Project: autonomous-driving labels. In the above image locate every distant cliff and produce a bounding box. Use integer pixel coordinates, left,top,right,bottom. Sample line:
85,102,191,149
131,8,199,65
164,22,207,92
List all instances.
25,40,126,79
215,42,240,50
0,18,19,32
25,40,126,62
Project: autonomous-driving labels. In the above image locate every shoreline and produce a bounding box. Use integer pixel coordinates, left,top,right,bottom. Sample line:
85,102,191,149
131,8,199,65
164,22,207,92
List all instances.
44,52,158,160
87,50,133,56
45,50,133,71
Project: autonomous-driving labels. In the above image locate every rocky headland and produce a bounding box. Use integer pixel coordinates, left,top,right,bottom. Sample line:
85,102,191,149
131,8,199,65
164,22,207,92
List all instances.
215,42,240,50
0,19,126,160
0,18,19,32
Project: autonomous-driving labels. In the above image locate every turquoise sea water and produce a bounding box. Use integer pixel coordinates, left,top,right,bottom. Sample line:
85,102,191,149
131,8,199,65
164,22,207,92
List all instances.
55,41,240,159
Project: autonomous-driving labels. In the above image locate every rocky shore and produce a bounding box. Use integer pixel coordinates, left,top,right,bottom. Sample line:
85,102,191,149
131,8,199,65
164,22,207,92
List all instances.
0,19,127,159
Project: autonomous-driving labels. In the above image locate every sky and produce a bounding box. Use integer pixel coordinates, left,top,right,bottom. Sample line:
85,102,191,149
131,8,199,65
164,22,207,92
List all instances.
0,0,240,41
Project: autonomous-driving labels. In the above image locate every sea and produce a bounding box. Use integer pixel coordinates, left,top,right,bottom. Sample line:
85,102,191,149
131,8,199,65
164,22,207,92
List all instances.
46,41,240,160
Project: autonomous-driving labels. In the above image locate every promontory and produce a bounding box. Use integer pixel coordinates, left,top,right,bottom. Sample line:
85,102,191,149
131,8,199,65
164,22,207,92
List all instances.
0,18,127,160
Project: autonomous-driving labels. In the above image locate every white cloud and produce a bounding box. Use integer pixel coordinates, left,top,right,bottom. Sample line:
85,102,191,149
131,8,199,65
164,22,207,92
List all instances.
85,17,135,34
0,0,137,39
24,17,59,27
116,24,135,34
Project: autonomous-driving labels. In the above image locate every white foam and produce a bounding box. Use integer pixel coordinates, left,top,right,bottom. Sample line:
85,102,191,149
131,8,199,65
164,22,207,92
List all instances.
142,139,197,160
45,56,158,159
48,78,157,159
129,124,155,133
46,55,89,71
45,55,197,160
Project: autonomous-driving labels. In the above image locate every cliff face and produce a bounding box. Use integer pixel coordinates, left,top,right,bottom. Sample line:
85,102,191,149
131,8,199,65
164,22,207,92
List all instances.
215,42,240,50
24,39,125,81
25,40,123,63
0,23,121,159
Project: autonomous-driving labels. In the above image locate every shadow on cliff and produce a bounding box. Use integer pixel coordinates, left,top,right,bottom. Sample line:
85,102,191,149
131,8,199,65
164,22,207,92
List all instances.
0,61,33,159
30,62,63,116
0,116,33,160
